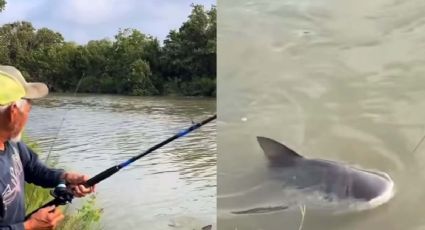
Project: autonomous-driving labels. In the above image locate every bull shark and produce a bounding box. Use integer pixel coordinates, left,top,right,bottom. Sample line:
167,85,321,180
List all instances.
227,136,395,215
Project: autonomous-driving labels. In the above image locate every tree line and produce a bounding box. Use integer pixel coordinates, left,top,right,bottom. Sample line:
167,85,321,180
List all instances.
0,3,216,97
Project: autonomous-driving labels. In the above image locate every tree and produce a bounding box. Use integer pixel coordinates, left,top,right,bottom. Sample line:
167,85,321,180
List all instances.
23,28,64,81
161,4,216,96
0,0,6,12
0,22,36,66
0,3,216,97
34,28,64,48
129,59,158,96
109,29,160,95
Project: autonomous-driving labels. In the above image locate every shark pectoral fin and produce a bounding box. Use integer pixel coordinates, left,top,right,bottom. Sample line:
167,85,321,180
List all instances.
201,225,212,230
231,205,289,215
257,136,303,167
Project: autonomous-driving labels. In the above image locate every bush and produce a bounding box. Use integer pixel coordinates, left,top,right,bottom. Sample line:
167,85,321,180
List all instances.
180,76,216,96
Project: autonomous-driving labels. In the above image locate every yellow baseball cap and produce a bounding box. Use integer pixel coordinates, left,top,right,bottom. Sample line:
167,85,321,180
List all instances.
0,65,49,105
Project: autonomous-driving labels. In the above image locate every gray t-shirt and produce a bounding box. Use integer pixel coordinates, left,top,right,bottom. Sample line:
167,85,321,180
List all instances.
0,141,64,229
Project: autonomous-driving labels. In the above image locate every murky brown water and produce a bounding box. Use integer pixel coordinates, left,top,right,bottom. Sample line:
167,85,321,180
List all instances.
26,94,216,229
218,0,425,229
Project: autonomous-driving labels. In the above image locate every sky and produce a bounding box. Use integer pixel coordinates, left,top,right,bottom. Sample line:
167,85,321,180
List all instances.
0,0,216,44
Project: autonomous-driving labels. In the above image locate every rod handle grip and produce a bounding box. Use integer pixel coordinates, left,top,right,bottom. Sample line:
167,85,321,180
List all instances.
84,166,120,187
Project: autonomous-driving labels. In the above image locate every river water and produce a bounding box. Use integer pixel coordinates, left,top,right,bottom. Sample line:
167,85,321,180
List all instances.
218,0,425,229
25,94,216,229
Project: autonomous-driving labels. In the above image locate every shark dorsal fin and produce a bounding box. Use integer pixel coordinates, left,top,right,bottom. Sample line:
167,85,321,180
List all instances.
257,136,303,166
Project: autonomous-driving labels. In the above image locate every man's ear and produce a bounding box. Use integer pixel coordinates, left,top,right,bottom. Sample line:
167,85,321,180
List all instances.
7,103,19,122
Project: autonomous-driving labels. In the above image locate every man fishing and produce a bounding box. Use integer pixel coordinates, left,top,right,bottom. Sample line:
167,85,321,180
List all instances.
0,65,95,229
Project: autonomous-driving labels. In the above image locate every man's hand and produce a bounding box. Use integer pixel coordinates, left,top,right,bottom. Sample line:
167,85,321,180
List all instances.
24,206,64,230
61,172,95,197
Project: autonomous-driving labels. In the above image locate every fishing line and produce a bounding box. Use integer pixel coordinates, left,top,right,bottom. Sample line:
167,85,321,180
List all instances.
411,126,425,154
26,114,216,220
28,75,86,208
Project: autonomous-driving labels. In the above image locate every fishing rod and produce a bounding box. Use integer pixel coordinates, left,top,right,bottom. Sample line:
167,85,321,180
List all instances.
25,114,217,220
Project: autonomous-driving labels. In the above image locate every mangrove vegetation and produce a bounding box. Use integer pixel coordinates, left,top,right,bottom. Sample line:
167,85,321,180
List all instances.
0,3,216,97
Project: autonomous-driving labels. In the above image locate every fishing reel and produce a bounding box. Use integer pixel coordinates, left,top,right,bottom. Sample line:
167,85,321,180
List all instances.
50,181,74,205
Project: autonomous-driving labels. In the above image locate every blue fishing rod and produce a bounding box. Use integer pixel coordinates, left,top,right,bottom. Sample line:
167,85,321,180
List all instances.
25,114,217,220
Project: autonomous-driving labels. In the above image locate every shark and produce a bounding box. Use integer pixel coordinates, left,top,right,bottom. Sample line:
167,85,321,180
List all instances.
226,136,395,215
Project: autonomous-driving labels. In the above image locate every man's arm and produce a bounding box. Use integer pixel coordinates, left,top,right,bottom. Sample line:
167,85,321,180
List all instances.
16,142,64,188
17,141,95,196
